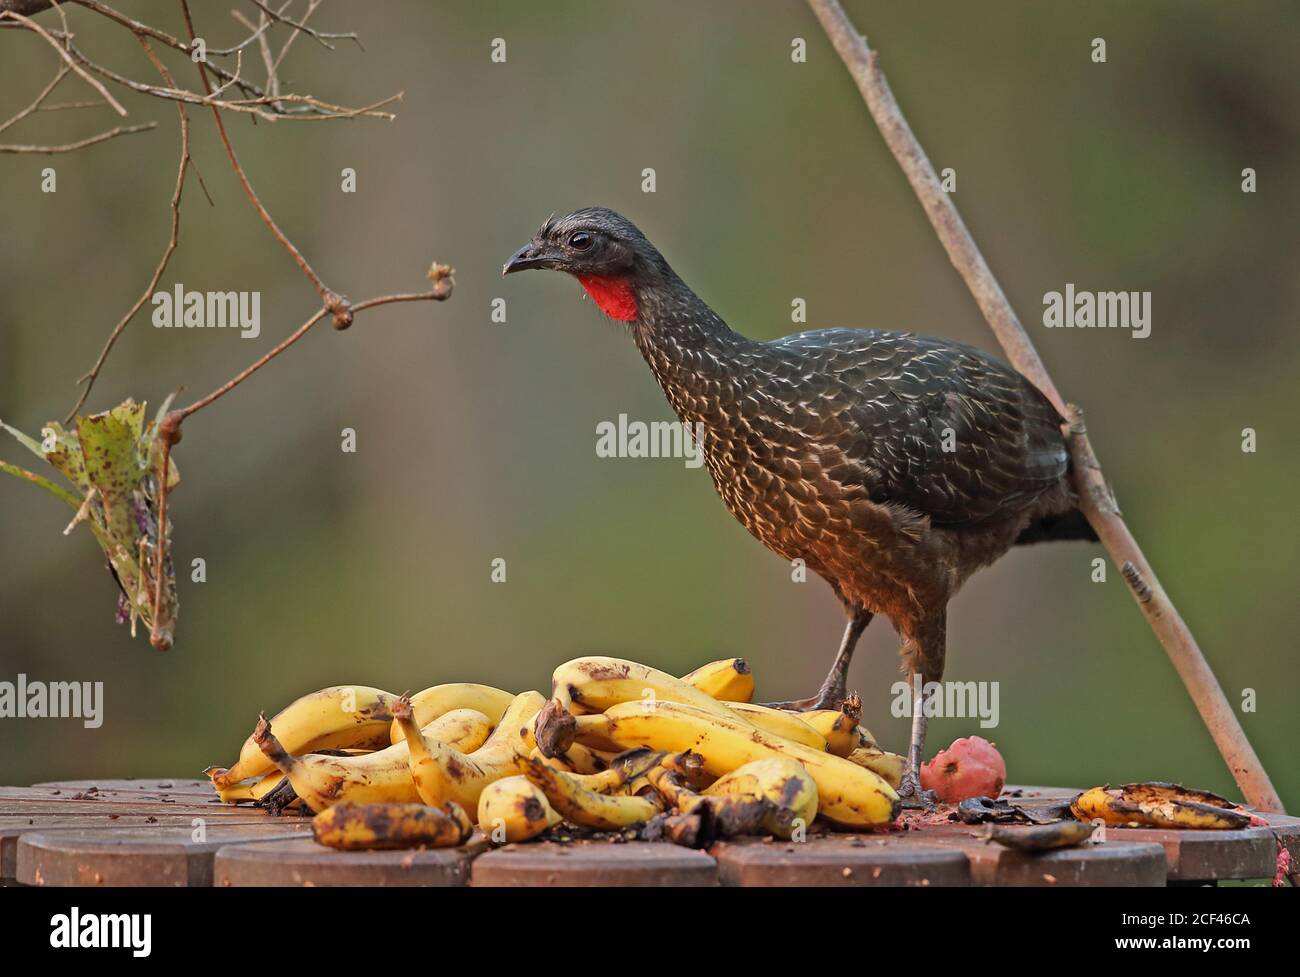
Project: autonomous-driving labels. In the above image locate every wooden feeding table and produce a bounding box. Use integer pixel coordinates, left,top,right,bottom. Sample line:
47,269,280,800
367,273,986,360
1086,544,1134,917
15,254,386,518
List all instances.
2,779,1292,887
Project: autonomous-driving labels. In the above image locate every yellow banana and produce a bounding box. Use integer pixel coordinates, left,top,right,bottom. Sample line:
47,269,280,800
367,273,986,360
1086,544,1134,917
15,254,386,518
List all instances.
550,656,743,720
646,765,705,813
254,707,492,811
647,757,817,840
532,747,662,793
853,724,880,750
800,709,859,757
477,775,561,843
726,702,829,751
590,699,898,827
680,658,754,702
210,685,400,789
542,742,612,775
387,683,516,746
703,758,819,839
395,691,545,811
312,800,474,850
216,769,285,804
846,745,906,789
522,755,663,830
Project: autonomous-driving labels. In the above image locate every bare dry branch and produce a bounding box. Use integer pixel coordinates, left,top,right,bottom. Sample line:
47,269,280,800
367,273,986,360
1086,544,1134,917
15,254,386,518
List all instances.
805,0,1283,812
248,0,360,52
0,119,154,152
0,62,70,134
0,6,126,114
64,35,191,422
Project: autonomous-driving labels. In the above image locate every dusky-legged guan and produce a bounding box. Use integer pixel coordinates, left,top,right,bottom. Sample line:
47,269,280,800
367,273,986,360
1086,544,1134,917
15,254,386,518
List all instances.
504,208,1095,798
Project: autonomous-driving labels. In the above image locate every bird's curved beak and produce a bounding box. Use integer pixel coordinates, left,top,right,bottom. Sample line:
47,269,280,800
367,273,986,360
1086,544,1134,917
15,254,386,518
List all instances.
502,242,547,276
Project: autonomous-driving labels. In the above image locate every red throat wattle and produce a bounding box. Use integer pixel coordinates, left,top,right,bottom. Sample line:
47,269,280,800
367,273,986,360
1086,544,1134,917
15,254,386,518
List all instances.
576,274,638,322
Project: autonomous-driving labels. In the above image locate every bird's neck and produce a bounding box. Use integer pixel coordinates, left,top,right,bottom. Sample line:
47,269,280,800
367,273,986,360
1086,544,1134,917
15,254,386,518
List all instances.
630,271,750,425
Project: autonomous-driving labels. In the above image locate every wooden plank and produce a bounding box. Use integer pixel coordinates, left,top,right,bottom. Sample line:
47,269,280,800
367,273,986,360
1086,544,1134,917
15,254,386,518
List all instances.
31,778,214,794
17,823,312,887
214,836,487,886
472,840,717,886
1001,785,1083,801
2,786,223,804
0,797,278,818
1099,826,1275,881
894,826,1167,886
0,814,282,880
710,836,969,886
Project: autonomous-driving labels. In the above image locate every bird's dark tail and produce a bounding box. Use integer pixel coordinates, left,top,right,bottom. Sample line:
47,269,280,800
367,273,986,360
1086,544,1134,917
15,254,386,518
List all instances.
1015,509,1098,545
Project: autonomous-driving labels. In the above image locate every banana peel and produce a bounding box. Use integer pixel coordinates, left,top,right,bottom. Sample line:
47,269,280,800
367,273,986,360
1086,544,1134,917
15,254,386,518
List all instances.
988,820,1096,851
1071,782,1255,831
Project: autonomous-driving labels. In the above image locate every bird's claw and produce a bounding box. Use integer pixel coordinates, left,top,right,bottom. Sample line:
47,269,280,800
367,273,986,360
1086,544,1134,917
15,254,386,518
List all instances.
758,687,848,713
896,771,937,811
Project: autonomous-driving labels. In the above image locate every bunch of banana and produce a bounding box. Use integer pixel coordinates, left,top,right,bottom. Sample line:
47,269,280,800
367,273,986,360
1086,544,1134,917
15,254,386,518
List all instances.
313,800,474,850
582,699,899,827
477,775,561,842
1071,783,1254,830
212,652,906,845
209,685,401,789
394,690,545,811
253,707,493,812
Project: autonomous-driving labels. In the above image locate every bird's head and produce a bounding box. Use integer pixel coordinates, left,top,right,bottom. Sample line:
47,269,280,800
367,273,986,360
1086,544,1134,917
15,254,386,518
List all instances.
502,207,661,321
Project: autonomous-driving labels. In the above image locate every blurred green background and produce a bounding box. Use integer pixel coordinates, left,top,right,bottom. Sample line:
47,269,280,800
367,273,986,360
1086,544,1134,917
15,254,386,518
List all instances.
1,1,1296,807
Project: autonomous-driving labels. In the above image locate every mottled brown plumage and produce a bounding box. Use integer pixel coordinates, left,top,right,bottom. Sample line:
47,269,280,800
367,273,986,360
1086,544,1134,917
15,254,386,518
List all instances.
505,207,1094,796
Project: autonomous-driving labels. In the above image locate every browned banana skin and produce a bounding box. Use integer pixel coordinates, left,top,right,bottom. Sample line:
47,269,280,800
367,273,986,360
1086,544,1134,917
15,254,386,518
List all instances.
988,820,1096,851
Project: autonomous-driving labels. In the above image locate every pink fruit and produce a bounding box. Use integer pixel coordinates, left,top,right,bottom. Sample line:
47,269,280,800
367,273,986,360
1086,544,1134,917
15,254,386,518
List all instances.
920,736,1006,803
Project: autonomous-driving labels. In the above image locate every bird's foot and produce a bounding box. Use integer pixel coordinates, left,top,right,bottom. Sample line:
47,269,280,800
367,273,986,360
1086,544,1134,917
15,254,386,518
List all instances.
760,687,859,716
896,770,937,811
759,691,844,712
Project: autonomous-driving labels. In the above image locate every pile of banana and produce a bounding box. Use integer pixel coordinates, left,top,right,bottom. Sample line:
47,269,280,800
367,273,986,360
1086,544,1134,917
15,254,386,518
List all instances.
206,655,906,850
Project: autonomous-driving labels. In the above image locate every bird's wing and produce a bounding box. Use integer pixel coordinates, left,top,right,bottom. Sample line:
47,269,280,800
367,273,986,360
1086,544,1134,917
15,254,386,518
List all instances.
758,329,1068,526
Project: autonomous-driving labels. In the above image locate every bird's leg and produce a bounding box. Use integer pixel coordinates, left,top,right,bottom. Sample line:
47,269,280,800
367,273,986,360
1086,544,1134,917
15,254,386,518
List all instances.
897,671,934,807
897,613,945,809
763,607,872,711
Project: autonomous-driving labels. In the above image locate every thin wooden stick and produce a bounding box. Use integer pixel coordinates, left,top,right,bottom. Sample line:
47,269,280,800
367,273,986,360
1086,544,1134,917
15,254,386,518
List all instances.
805,0,1283,812
0,6,126,114
64,35,190,423
0,120,153,152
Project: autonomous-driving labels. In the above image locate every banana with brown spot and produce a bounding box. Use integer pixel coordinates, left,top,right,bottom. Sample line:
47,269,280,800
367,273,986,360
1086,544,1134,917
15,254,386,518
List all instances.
589,699,899,828
522,755,663,830
394,691,545,811
799,709,859,757
210,685,400,789
313,800,474,850
254,708,492,811
550,656,746,720
386,683,516,746
478,775,560,843
726,702,829,751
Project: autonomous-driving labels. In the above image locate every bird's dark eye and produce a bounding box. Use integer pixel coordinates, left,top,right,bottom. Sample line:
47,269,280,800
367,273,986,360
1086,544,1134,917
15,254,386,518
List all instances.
569,232,592,251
